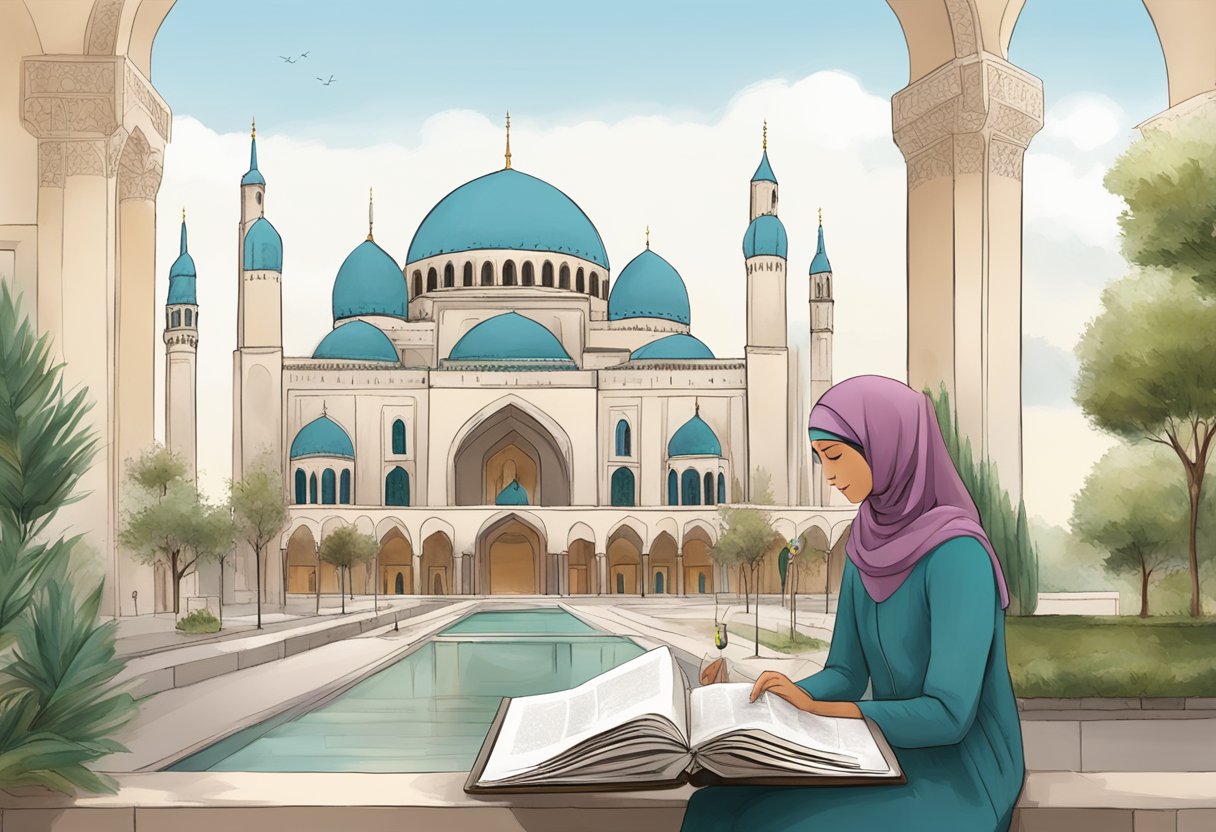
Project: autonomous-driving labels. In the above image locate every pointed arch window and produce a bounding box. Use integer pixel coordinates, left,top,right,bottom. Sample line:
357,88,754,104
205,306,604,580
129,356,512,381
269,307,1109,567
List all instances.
309,472,318,504
481,262,494,286
717,472,726,504
463,262,474,286
321,469,337,504
610,467,635,507
426,268,438,292
576,267,585,293
391,418,406,454
522,261,535,286
295,469,307,504
184,309,193,326
170,310,181,328
443,262,455,287
704,471,715,506
559,264,570,289
615,419,631,457
385,466,410,506
667,470,678,506
542,261,554,287
590,272,600,296
681,469,700,506
413,271,423,297
340,469,351,504
503,260,517,286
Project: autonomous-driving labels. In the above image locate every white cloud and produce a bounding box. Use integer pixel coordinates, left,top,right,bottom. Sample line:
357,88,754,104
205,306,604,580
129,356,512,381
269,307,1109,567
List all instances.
156,71,909,501
1023,151,1126,248
1023,405,1119,528
1042,93,1125,152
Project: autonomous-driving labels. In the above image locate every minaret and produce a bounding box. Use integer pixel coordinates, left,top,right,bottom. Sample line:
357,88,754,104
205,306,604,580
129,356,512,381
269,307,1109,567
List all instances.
164,209,199,483
809,209,835,506
743,123,792,504
231,118,285,607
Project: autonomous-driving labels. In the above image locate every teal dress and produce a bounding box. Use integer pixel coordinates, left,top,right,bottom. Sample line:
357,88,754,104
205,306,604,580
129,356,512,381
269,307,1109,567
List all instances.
681,537,1024,832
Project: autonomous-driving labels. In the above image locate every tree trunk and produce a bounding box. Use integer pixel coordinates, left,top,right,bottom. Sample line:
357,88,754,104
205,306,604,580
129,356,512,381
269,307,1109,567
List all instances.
170,550,181,614
255,542,263,629
753,565,760,658
741,567,750,614
1187,477,1202,617
340,567,346,615
219,557,225,628
1140,563,1151,618
374,553,379,614
315,549,321,616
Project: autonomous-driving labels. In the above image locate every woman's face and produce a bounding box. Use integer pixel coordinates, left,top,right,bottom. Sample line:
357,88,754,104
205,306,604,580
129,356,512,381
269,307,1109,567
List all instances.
811,440,872,503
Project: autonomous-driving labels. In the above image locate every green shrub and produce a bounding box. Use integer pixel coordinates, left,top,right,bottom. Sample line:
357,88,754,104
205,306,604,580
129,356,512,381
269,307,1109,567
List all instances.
175,609,221,634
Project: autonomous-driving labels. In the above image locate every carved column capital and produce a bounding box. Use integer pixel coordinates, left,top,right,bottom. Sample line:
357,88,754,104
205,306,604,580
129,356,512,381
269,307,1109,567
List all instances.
22,56,171,143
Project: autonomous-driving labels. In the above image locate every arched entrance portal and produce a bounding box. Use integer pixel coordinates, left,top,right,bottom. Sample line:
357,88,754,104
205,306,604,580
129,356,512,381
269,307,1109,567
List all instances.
607,525,643,595
286,526,318,594
477,514,546,594
422,531,454,595
379,528,413,595
683,526,714,595
452,403,572,506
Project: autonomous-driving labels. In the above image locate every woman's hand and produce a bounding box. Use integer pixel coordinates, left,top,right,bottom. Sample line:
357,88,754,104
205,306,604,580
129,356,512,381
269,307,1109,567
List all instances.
700,657,727,686
750,671,863,719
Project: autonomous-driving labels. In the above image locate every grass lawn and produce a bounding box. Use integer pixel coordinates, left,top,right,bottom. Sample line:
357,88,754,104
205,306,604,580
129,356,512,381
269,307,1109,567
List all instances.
732,624,829,655
1005,615,1216,698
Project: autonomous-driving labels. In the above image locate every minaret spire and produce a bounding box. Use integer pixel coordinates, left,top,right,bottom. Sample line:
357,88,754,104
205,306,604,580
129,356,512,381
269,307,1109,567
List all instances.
504,110,512,169
645,225,650,250
763,119,767,151
180,207,187,255
368,187,374,241
250,117,258,171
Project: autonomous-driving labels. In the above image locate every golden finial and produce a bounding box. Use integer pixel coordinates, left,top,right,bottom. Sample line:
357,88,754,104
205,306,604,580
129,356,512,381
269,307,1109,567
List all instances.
368,187,374,241
504,110,512,169
645,225,650,249
182,206,186,222
251,117,256,139
818,207,822,225
762,119,767,151
322,400,327,417
695,397,700,415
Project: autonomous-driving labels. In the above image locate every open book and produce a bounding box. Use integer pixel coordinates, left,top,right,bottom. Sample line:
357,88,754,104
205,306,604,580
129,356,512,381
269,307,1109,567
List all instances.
465,645,904,792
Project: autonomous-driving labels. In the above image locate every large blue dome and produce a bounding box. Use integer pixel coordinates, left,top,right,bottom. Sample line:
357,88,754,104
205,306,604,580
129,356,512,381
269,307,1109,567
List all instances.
313,320,399,362
608,249,690,325
290,415,354,460
244,217,283,271
332,239,408,321
742,214,788,259
668,411,722,457
631,333,714,360
406,169,609,269
167,219,196,305
446,312,576,369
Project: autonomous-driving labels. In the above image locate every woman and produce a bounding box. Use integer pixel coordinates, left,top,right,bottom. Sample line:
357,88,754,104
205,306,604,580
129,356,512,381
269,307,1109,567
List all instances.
684,375,1024,831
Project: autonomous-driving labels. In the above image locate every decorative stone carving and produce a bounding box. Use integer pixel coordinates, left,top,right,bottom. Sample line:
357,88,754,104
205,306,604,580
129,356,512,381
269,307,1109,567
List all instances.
117,129,163,200
86,0,124,56
22,58,171,143
38,141,65,188
24,59,115,96
65,140,107,177
990,139,1025,181
945,0,979,57
124,65,171,141
954,132,986,176
893,64,962,132
907,139,955,191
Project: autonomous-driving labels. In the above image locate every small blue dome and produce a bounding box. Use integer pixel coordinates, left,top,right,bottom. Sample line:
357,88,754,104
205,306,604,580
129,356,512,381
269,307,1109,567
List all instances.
241,135,265,186
290,415,354,460
333,239,408,321
313,320,399,362
810,221,832,274
668,410,722,457
406,168,609,269
447,312,576,368
631,333,714,360
752,150,777,183
608,249,690,325
742,214,788,259
244,217,283,271
495,479,529,506
167,219,197,305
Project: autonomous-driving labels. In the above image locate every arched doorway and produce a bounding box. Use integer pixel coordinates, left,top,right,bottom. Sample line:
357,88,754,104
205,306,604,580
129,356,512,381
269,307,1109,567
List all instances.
477,514,545,594
568,538,597,595
682,526,714,595
379,527,413,595
607,525,643,595
286,525,318,594
649,531,677,595
451,402,572,506
422,530,454,595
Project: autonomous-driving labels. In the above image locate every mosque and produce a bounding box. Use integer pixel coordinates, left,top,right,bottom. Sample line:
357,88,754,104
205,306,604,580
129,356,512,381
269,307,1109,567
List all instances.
163,117,857,608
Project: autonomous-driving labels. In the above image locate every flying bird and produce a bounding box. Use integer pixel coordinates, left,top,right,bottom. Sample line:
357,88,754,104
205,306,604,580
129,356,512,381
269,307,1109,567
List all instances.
280,55,296,63
317,75,336,85
300,51,310,58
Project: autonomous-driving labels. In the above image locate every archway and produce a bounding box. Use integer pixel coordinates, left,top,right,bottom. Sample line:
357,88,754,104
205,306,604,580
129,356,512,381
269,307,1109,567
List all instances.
568,538,597,594
794,526,831,596
422,530,454,595
379,527,413,595
682,525,714,595
451,401,572,506
286,525,318,594
649,531,677,596
477,513,546,594
607,525,643,595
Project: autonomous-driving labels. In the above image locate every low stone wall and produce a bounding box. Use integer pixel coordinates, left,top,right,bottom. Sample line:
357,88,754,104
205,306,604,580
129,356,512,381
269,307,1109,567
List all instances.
1034,592,1120,615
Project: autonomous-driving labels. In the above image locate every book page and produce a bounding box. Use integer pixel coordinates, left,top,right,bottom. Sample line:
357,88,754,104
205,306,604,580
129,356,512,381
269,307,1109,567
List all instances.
477,646,688,784
689,683,858,764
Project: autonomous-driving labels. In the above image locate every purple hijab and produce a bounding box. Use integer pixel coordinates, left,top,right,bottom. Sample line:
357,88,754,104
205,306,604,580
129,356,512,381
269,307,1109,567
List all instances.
809,375,1010,608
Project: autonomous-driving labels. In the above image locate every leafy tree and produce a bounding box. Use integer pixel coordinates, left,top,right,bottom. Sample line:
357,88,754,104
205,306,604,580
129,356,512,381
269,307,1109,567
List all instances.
0,284,134,794
229,454,289,629
1071,442,1189,617
1074,269,1216,616
928,384,1040,614
119,448,235,614
714,502,779,657
319,526,377,614
1104,112,1216,293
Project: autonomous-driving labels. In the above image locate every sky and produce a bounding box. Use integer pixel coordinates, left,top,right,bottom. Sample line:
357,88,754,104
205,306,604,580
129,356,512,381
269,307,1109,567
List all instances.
149,0,1170,530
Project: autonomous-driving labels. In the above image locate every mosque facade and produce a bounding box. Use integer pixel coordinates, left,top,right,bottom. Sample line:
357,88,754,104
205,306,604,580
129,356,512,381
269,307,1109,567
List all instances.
165,121,857,607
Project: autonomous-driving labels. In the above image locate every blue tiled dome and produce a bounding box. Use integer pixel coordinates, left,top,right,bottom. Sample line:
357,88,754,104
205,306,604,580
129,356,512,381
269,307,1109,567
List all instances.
742,214,788,259
446,312,576,369
406,169,609,269
244,217,283,271
312,320,399,362
608,249,690,325
668,411,722,457
332,239,408,321
167,219,196,305
290,415,354,460
810,221,832,274
495,479,529,505
631,333,714,360
752,150,777,183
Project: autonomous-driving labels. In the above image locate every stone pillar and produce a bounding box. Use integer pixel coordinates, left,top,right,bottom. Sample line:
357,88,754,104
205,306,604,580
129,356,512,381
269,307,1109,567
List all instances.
412,553,423,596
640,553,650,597
892,55,1043,499
596,553,607,596
559,551,569,596
676,554,686,596
462,552,473,594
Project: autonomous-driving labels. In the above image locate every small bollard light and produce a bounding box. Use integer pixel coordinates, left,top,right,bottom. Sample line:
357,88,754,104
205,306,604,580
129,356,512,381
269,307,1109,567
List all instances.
393,613,399,632
131,589,139,617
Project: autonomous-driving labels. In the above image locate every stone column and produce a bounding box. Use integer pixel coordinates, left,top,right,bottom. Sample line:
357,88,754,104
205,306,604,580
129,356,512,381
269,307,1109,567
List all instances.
596,552,607,596
462,552,473,594
559,551,569,596
676,553,686,596
412,553,423,596
640,553,650,597
892,55,1043,499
